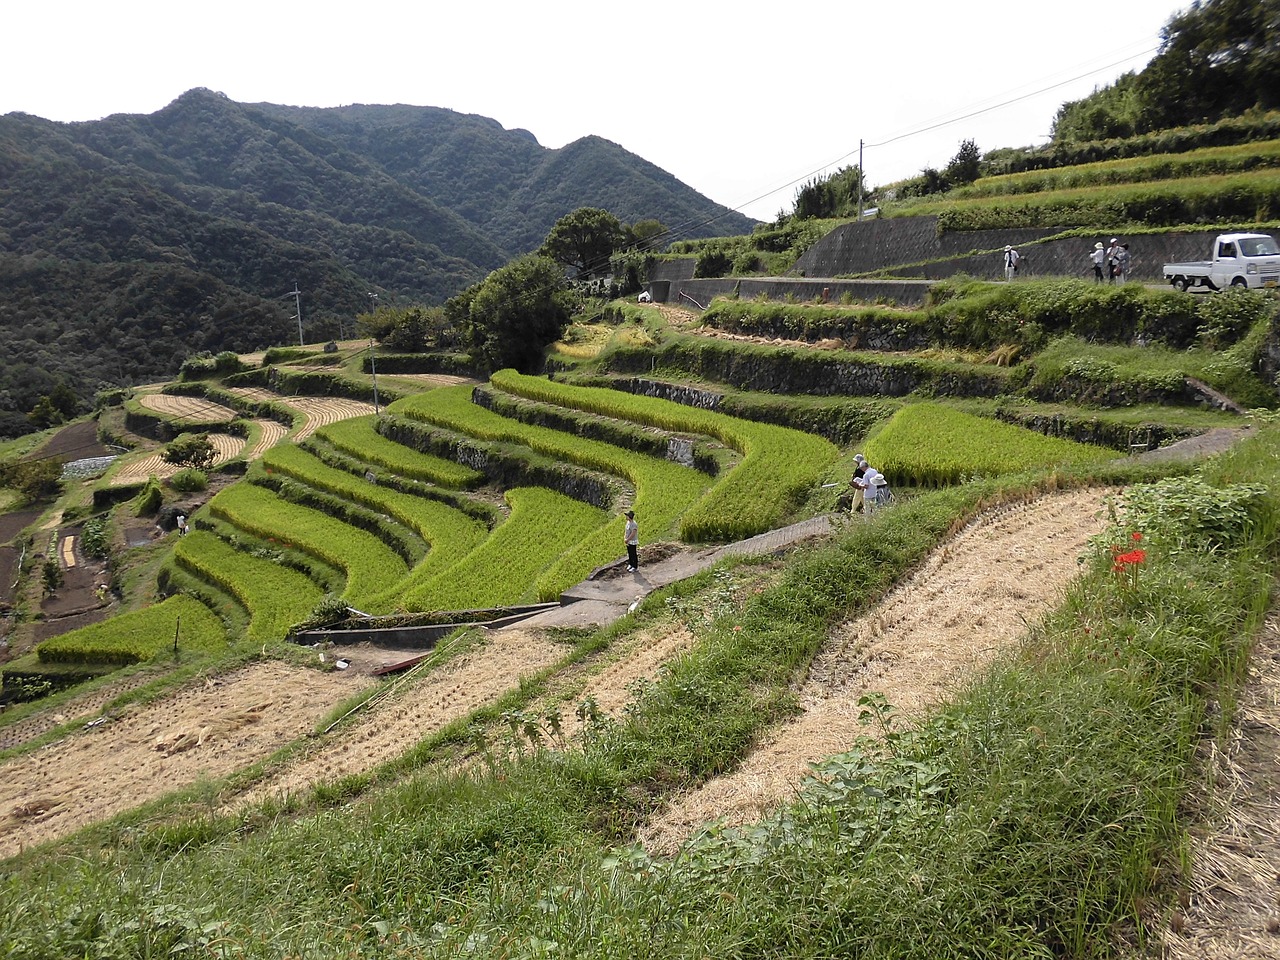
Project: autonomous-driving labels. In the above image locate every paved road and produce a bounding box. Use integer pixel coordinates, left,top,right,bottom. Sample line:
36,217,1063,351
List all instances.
502,515,839,631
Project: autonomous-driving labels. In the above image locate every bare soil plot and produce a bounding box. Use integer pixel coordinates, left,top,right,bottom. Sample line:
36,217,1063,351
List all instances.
638,489,1108,853
108,434,245,487
137,394,237,423
22,420,109,464
0,661,374,858
229,629,566,809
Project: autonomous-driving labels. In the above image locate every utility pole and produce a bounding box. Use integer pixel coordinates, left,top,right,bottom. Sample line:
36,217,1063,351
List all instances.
280,283,304,346
858,139,864,221
368,292,380,415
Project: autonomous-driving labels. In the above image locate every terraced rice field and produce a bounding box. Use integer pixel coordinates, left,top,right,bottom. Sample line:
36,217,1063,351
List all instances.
137,394,237,422
244,419,290,459
107,434,245,486
226,388,376,440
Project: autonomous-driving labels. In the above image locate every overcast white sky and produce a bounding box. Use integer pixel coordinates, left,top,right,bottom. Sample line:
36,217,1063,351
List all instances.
3,1,1190,223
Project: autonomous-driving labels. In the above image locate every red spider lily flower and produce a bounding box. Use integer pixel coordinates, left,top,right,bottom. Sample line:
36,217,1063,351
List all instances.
1115,548,1146,565
1131,531,1143,541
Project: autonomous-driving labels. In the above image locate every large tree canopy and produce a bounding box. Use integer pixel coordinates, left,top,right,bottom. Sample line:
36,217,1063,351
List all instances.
446,255,574,374
1053,0,1280,141
538,207,627,278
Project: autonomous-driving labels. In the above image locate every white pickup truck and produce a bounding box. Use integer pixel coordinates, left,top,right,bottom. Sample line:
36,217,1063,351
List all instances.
1163,233,1280,291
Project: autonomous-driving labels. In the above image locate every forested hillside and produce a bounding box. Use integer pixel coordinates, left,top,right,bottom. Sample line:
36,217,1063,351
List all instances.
0,89,754,435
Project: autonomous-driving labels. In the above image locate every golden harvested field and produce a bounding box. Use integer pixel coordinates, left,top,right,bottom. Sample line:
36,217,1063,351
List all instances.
107,434,245,486
225,389,376,440
137,394,237,423
244,419,291,460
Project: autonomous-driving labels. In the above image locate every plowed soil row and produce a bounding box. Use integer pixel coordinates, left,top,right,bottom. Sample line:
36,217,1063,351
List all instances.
639,489,1108,851
0,662,373,859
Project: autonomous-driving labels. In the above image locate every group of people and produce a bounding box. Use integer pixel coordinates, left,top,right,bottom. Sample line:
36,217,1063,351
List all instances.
1089,237,1131,283
1004,238,1132,283
849,454,889,517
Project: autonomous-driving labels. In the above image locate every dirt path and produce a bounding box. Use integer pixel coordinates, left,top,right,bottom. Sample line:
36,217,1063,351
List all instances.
638,488,1108,852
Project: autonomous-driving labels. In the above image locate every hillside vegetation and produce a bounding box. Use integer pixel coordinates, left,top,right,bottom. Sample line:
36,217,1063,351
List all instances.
0,89,753,434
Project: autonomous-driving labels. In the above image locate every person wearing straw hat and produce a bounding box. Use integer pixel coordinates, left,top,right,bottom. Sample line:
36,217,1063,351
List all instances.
1002,245,1020,281
1090,241,1107,282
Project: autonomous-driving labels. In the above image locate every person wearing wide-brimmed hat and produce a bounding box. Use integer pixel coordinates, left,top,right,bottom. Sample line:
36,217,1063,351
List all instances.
1002,244,1020,281
1090,241,1107,282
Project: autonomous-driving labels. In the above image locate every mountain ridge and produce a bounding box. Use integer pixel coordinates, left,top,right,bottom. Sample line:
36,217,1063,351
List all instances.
0,89,755,434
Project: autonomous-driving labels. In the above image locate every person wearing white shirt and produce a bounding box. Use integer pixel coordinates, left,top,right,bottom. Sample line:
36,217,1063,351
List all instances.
861,466,882,517
1002,245,1020,281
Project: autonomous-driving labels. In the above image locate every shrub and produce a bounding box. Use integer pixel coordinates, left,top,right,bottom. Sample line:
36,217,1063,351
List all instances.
167,469,208,493
80,516,111,560
695,249,732,278
133,478,163,516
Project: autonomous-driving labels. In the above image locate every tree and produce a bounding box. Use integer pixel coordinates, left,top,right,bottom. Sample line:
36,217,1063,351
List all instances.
792,166,870,219
539,208,627,278
944,139,982,187
0,458,64,503
163,433,216,471
27,381,80,430
446,255,574,374
627,219,667,248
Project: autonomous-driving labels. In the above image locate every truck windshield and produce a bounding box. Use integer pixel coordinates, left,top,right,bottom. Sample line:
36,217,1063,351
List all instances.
1239,236,1280,257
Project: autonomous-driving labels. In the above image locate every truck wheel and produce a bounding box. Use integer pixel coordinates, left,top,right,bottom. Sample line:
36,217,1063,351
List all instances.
1231,277,1248,288
1172,276,1190,292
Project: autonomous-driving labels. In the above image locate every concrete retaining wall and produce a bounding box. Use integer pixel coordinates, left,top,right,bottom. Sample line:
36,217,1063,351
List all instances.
798,218,1232,284
648,221,1241,307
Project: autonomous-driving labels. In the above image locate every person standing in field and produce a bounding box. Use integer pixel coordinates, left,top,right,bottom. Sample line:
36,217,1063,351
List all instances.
861,463,883,518
1090,242,1106,282
1002,245,1020,281
624,510,640,572
849,454,868,514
